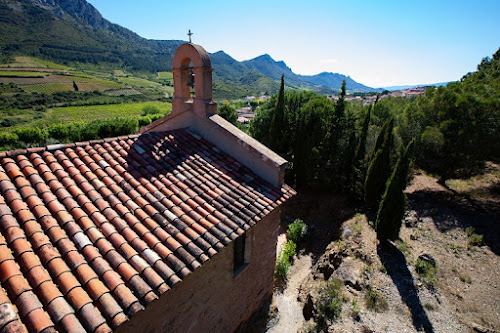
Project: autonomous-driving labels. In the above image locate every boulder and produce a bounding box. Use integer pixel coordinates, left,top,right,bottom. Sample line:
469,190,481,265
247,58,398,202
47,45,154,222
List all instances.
418,253,436,267
342,227,352,239
331,257,364,291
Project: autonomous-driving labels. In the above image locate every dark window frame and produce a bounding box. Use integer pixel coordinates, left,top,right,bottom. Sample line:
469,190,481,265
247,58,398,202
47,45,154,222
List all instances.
233,234,249,276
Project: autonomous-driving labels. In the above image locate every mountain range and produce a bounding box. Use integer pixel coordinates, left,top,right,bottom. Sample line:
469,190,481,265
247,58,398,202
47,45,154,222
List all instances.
0,0,381,98
381,82,449,91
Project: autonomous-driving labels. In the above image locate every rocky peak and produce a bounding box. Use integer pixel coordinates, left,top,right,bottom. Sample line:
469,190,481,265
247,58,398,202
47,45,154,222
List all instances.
19,0,110,30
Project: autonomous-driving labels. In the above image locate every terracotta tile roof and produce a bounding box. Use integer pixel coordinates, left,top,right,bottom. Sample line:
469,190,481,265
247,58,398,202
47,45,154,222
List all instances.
0,128,295,332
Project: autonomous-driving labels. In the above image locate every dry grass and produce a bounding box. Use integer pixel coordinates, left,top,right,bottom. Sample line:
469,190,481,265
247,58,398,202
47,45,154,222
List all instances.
446,162,500,200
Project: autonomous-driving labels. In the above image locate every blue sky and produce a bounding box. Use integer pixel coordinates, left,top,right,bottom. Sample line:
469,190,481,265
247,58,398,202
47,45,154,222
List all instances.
87,0,500,87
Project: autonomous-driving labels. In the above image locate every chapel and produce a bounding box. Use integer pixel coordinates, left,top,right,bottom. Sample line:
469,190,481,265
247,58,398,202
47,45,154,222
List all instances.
0,42,294,332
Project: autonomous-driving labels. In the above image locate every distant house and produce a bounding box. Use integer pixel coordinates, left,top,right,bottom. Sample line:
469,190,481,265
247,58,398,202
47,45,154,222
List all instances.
0,43,294,332
236,106,255,124
345,96,362,102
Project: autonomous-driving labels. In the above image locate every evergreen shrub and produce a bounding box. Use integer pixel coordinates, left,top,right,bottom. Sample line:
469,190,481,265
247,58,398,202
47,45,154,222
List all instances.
287,219,308,243
0,132,18,145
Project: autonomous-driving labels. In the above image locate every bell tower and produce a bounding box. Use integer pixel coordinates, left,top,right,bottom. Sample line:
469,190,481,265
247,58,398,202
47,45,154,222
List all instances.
171,43,217,117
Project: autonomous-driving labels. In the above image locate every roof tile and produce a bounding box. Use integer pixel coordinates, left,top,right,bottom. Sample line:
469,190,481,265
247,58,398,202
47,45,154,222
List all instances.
23,308,55,333
1,319,28,333
0,129,294,331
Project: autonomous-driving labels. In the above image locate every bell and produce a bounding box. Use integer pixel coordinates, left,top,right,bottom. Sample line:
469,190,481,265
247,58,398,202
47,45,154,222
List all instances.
187,69,195,87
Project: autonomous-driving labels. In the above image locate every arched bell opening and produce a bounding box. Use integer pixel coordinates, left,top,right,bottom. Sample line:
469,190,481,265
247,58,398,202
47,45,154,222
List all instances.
186,60,195,99
172,43,216,116
176,58,194,100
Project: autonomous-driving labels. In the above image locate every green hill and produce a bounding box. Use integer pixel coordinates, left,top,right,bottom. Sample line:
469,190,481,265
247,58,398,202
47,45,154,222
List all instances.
0,0,379,98
242,54,380,93
0,0,183,72
298,72,379,93
210,51,279,98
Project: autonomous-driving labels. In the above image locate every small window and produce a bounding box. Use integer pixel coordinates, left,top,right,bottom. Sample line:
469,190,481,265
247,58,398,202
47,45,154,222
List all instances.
234,235,245,272
234,233,251,275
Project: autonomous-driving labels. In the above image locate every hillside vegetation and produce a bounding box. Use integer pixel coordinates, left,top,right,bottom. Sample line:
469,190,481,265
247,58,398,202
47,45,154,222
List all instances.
0,0,183,72
265,48,499,333
252,48,500,191
0,53,175,150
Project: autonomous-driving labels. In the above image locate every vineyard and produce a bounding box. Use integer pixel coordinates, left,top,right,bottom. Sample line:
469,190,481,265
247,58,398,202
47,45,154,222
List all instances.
0,57,175,96
0,71,48,77
0,56,176,150
118,76,164,88
0,56,69,70
21,83,74,93
0,73,123,92
44,101,171,124
157,71,173,79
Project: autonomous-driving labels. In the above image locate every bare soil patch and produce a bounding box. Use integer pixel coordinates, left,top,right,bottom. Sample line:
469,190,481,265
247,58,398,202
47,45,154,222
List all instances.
266,167,499,333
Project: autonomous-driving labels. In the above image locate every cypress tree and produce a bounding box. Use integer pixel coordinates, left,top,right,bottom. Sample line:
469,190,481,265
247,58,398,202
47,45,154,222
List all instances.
370,116,393,161
354,103,372,166
269,74,286,153
364,117,394,207
295,109,313,188
352,104,372,198
321,80,347,187
73,80,79,92
375,139,416,241
341,129,357,186
335,80,346,120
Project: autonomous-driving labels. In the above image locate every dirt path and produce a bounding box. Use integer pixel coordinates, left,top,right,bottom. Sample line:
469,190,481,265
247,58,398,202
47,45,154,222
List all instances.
267,253,313,333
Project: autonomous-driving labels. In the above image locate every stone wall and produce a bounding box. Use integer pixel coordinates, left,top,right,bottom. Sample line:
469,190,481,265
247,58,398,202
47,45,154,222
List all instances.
116,208,281,333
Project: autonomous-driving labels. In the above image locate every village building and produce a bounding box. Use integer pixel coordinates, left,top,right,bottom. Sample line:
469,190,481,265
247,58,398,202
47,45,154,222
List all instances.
0,43,295,332
235,106,255,124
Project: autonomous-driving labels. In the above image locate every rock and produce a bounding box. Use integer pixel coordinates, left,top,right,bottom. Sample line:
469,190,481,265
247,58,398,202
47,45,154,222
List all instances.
328,252,343,269
361,325,374,333
470,322,497,333
405,210,419,227
342,227,352,239
331,257,364,291
318,262,334,280
302,294,314,320
418,253,436,267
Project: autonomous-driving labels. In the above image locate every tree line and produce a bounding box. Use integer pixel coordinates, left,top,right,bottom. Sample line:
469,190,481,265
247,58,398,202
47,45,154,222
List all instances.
0,113,165,151
250,48,500,241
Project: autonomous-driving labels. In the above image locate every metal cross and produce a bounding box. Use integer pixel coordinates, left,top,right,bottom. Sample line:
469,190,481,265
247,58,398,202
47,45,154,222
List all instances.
187,30,193,43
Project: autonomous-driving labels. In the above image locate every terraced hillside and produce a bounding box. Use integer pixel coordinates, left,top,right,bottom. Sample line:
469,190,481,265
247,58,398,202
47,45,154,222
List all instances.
0,56,175,141
0,56,174,95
